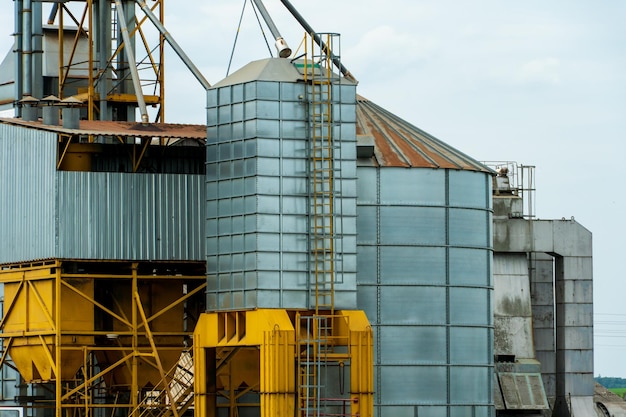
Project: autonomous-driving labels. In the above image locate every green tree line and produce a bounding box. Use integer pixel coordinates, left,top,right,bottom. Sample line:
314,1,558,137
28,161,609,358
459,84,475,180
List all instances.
596,377,626,388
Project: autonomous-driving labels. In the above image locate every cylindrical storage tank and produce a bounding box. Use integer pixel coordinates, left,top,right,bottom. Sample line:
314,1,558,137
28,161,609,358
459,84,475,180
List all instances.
356,97,495,417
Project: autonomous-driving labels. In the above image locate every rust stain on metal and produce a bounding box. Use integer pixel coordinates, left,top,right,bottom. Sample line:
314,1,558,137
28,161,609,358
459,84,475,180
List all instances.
356,96,490,173
0,118,206,140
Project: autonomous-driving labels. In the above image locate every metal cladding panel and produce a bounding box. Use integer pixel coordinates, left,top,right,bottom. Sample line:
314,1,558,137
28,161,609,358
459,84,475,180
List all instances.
57,172,204,260
0,123,57,264
357,166,494,412
206,77,358,311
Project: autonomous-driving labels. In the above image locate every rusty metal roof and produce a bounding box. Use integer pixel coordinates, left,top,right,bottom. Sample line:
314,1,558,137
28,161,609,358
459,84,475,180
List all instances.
356,96,492,173
0,117,206,140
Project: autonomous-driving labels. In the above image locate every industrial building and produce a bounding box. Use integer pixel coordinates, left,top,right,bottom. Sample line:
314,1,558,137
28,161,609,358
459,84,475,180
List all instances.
0,1,607,417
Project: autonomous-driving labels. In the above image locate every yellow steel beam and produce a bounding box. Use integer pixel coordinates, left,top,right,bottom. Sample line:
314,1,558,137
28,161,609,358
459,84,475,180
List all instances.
37,334,57,378
55,260,62,417
136,21,159,79
134,289,180,417
27,280,55,329
58,272,205,280
133,138,151,172
131,263,139,416
0,331,55,338
61,352,134,402
158,0,165,124
0,280,24,329
106,93,160,104
87,0,94,122
56,135,74,170
0,337,14,369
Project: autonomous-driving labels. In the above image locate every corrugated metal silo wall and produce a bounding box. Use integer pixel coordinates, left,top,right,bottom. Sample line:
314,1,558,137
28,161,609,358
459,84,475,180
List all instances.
0,123,205,263
0,124,57,263
357,167,494,417
206,80,358,310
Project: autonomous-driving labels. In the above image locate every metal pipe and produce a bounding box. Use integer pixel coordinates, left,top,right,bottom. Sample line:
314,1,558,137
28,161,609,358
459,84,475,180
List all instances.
47,3,58,25
278,0,356,82
250,0,292,58
114,0,149,124
32,1,43,99
96,0,111,121
14,0,23,115
22,0,32,96
135,0,211,91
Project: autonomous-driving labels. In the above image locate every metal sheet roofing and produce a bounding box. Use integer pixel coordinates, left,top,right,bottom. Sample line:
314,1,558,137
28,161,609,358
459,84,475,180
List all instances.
212,58,355,88
356,96,492,173
0,117,206,140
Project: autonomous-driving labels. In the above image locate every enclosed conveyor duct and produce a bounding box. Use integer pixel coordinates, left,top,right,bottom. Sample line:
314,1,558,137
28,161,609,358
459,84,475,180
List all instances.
135,0,211,91
251,0,292,58
279,0,356,82
114,0,149,124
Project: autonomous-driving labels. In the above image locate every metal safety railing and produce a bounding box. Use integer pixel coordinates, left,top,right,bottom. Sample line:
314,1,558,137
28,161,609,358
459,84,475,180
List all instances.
484,161,536,218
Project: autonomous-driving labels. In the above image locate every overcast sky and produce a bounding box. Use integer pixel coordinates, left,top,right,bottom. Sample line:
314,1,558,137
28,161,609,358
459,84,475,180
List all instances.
1,1,625,378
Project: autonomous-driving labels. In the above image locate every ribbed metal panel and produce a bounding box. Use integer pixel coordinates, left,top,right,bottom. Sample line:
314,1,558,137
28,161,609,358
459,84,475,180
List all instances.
0,122,204,264
57,172,204,260
357,166,494,416
0,124,57,263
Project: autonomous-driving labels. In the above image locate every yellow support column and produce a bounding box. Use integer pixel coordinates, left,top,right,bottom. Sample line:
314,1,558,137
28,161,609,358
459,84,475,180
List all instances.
342,310,374,417
194,310,296,417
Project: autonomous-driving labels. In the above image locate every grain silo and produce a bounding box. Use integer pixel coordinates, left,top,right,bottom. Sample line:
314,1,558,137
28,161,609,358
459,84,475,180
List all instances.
355,96,495,417
192,40,374,416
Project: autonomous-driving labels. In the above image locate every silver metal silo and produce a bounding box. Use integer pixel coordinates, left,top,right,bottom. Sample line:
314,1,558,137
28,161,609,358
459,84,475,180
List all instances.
356,97,495,417
205,58,358,311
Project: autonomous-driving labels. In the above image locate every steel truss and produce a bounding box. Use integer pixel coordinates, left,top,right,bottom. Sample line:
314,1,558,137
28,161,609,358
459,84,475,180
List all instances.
0,260,205,417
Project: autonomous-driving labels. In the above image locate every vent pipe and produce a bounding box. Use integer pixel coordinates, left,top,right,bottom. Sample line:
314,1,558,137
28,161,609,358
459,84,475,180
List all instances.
41,95,61,125
60,97,82,129
19,95,39,121
251,0,292,58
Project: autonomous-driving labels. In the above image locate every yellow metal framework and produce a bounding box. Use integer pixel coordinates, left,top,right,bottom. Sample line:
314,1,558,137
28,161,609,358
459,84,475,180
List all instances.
193,309,373,417
0,260,205,417
56,0,166,124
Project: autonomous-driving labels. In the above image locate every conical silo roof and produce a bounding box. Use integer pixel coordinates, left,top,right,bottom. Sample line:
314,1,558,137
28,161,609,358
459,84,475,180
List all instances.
212,58,357,87
357,95,492,173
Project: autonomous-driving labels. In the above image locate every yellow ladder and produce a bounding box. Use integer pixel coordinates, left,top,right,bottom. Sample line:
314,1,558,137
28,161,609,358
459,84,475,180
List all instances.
299,32,343,417
306,32,336,316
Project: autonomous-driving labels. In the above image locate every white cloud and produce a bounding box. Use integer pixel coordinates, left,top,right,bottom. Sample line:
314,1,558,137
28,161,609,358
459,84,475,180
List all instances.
518,57,561,84
346,25,439,80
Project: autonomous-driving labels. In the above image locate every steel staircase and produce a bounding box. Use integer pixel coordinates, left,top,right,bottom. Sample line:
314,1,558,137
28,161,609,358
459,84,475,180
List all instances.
132,349,194,417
